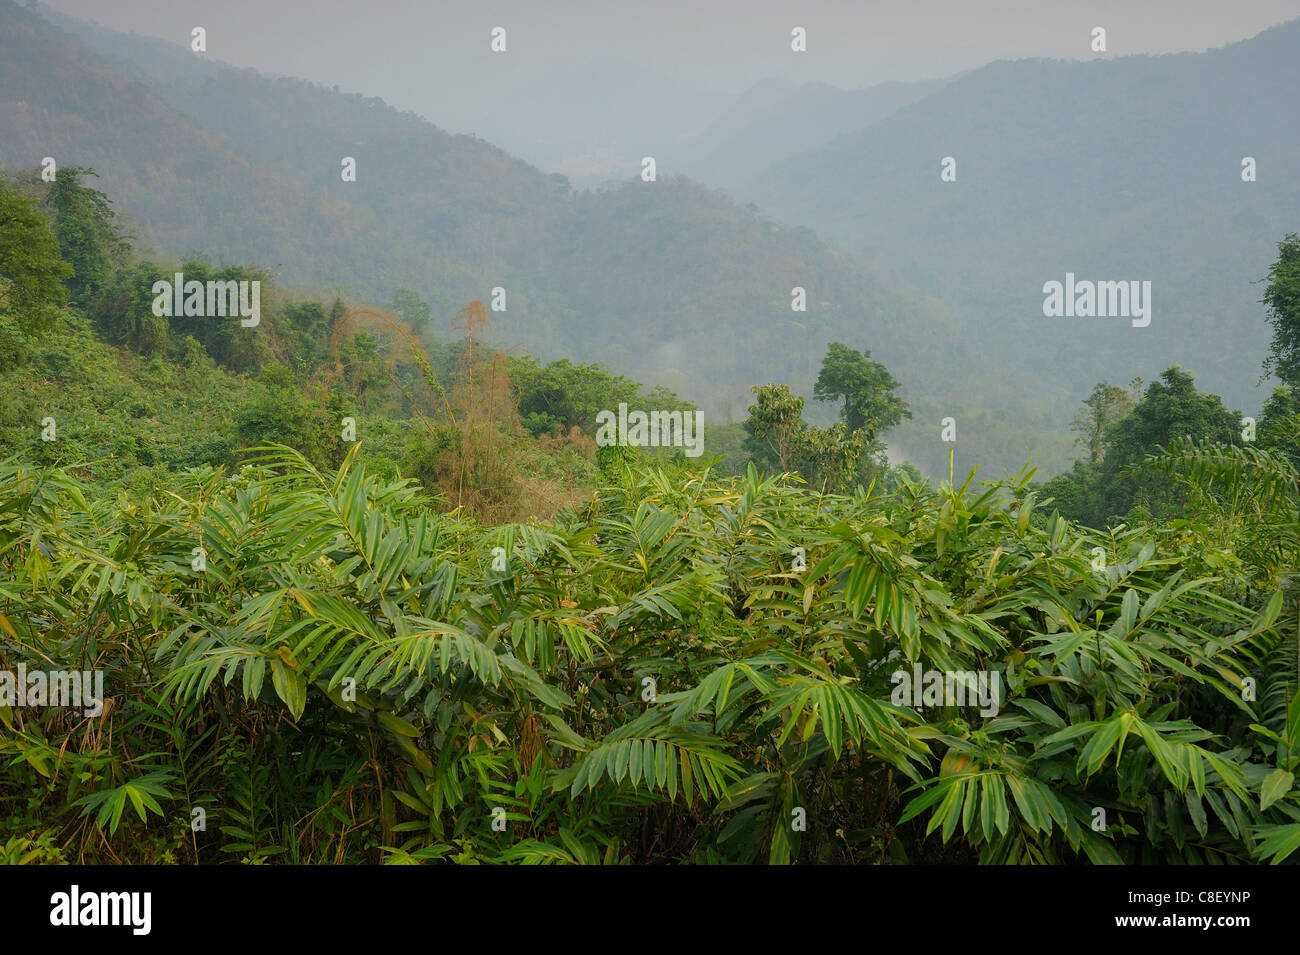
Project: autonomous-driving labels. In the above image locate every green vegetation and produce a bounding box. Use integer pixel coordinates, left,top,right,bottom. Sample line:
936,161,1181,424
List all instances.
1045,232,1300,533
0,172,685,519
0,177,70,332
1044,367,1242,528
2,1,1298,866
1,158,1298,866
0,444,1294,864
1262,233,1300,393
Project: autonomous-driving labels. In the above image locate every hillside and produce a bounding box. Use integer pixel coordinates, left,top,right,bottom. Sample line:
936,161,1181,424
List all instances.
749,20,1300,423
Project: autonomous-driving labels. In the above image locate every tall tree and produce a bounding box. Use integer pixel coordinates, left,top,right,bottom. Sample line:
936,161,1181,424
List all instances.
1257,385,1300,470
386,287,431,327
813,342,910,438
1070,380,1136,465
743,382,870,491
44,167,130,312
0,178,71,332
1098,367,1241,524
743,383,807,473
1262,232,1300,390
1104,367,1240,468
1047,368,1242,528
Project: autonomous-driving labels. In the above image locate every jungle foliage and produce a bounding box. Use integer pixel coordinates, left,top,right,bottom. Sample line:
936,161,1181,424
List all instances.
1,152,1298,868
0,445,1295,864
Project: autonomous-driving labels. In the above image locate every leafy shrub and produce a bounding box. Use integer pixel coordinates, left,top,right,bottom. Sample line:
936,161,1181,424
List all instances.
0,446,1293,864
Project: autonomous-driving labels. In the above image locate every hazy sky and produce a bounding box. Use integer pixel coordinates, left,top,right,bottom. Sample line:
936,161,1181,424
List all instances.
42,0,1300,94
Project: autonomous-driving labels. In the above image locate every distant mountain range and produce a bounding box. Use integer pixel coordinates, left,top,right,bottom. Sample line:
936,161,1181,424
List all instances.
747,20,1300,425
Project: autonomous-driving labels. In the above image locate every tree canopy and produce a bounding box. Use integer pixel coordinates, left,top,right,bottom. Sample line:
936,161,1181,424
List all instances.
813,341,911,438
0,178,72,332
1262,232,1300,391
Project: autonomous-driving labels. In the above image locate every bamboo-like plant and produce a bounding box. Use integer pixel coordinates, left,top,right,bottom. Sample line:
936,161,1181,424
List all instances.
0,447,1295,864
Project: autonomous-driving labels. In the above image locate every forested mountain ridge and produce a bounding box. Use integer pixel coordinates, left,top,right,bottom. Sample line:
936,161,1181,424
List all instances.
749,19,1300,422
0,2,380,281
6,2,1290,480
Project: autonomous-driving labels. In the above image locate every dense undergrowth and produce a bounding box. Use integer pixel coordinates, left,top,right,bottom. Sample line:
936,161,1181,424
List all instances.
1,444,1296,864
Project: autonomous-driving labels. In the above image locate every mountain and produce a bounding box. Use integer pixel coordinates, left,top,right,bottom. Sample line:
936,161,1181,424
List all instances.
0,2,394,290
748,20,1300,423
681,75,950,186
471,58,733,187
36,4,729,190
3,0,1037,479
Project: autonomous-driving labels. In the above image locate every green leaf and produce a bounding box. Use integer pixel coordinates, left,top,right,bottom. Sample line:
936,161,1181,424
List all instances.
270,656,307,720
1254,823,1300,864
377,712,420,738
1260,768,1294,811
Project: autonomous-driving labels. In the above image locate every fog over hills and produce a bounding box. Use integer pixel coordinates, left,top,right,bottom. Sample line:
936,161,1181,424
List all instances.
4,0,1296,478
4,0,1014,476
748,19,1300,424
678,75,952,186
